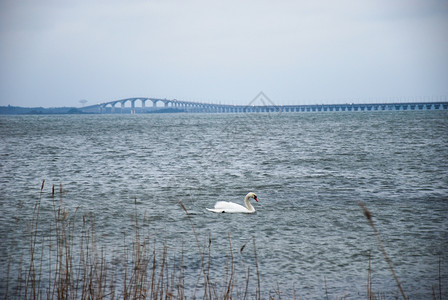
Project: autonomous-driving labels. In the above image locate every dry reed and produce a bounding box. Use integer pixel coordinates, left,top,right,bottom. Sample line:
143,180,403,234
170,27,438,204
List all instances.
3,182,445,299
358,202,407,300
4,181,270,299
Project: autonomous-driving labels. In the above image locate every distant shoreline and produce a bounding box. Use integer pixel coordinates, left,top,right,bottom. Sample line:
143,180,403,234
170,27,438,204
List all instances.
0,105,186,115
0,105,86,115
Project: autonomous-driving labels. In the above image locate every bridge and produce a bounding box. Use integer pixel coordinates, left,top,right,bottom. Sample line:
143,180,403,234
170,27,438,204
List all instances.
80,97,448,114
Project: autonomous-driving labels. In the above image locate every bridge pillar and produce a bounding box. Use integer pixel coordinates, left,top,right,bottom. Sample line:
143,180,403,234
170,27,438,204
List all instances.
131,100,136,114
142,99,146,111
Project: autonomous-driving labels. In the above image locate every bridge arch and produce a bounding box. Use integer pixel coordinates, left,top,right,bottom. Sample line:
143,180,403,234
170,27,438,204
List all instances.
84,97,448,114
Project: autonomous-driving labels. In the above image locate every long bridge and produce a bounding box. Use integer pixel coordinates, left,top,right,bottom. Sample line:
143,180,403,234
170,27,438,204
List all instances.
81,97,448,114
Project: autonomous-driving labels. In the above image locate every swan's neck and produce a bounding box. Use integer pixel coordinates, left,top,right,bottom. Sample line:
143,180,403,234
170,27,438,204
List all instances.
244,195,255,212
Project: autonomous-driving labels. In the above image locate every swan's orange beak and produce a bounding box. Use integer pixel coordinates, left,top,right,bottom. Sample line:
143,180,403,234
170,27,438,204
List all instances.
254,195,258,202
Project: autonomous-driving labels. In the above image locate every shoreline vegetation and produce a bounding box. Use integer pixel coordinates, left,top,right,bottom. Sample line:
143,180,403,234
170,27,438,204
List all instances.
0,105,85,115
0,105,186,115
2,181,446,299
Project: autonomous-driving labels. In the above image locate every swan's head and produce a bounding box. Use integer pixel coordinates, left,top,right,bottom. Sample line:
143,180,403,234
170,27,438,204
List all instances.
247,192,258,202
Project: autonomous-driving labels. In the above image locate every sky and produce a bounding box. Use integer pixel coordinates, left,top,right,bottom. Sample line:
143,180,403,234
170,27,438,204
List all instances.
0,0,447,107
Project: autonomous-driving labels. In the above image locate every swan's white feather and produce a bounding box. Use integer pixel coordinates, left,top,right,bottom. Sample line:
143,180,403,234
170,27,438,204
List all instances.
207,201,251,213
206,193,257,214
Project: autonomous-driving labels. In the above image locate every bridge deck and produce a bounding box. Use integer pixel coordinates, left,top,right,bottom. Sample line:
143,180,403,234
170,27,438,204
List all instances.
81,98,448,114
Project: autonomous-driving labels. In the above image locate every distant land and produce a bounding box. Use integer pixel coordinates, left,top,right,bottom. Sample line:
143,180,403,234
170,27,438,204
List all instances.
0,105,184,115
0,105,85,115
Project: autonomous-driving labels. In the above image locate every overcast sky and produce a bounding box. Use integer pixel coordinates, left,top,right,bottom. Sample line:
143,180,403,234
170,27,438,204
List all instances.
1,0,447,107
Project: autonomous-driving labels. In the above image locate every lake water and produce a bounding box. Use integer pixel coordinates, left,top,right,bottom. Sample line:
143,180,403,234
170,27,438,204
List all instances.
1,111,447,299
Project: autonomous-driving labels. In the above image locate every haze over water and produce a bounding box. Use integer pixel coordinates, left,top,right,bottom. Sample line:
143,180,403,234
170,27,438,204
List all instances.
1,111,447,298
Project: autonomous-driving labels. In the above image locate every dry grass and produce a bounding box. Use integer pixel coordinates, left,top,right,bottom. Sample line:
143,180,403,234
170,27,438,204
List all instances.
358,202,407,300
2,183,445,299
359,202,446,300
4,181,273,300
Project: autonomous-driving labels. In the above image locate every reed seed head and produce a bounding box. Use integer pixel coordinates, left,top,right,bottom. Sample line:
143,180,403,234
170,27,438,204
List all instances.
358,202,372,220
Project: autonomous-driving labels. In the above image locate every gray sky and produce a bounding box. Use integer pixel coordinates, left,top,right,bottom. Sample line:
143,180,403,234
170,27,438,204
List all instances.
1,0,447,107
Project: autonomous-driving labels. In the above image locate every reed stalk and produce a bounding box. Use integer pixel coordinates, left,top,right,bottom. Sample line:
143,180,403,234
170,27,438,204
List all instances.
439,256,443,300
4,182,445,299
359,202,407,300
253,237,261,300
367,251,374,300
178,200,209,297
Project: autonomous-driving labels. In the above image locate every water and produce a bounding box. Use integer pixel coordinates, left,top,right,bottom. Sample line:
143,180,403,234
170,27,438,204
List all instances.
1,111,447,299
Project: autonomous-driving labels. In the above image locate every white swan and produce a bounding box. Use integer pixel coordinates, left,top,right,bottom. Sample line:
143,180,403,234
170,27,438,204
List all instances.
206,192,258,214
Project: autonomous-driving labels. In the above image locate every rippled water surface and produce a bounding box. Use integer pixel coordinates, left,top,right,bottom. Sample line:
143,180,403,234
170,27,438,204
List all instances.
1,111,447,298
